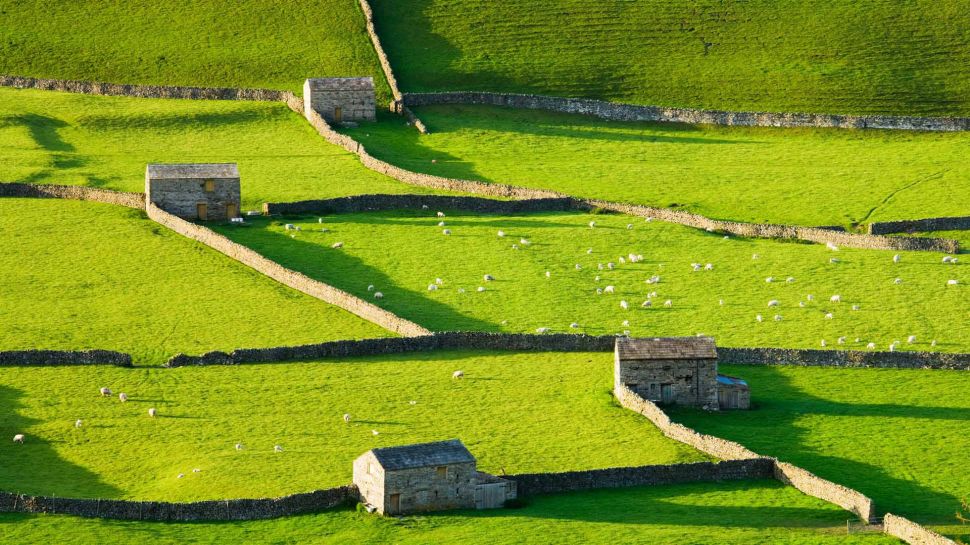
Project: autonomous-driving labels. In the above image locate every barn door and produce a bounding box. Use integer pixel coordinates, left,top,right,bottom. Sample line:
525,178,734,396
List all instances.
196,202,208,221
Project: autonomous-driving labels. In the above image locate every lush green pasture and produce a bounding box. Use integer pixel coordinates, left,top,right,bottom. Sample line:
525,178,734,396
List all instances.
370,0,970,116
671,365,970,524
344,105,970,227
0,351,705,500
0,0,392,101
216,210,969,352
0,481,900,544
0,199,390,363
0,87,436,207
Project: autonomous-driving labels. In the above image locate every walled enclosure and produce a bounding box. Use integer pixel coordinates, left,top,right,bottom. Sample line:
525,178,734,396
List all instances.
146,163,241,221
304,78,376,123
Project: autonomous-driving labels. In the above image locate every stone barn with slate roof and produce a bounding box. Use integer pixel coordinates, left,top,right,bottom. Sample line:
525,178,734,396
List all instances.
145,163,241,221
303,77,376,123
353,439,515,515
615,337,721,410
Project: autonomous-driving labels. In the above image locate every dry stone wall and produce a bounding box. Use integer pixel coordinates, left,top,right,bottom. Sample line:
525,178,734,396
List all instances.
146,203,431,338
0,486,355,522
403,92,970,132
0,349,131,367
0,182,144,209
507,459,775,497
868,216,970,235
264,194,574,215
883,513,959,545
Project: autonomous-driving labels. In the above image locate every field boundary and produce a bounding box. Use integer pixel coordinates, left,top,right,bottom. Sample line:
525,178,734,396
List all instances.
402,92,970,132
868,216,970,235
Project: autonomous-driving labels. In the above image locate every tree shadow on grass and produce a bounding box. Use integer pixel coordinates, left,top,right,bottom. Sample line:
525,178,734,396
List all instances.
0,385,120,499
667,366,967,524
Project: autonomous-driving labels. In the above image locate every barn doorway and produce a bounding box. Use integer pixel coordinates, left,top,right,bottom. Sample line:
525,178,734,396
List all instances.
334,106,343,123
388,493,400,513
226,203,238,218
196,202,208,221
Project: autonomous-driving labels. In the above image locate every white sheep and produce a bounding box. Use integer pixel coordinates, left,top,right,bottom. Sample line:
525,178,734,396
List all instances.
148,408,157,418
830,295,841,303
332,242,344,249
374,292,384,299
452,370,464,379
619,300,629,310
13,434,24,444
118,393,128,402
99,387,112,397
442,229,451,235
767,300,779,307
343,413,351,423
483,274,494,282
604,285,615,294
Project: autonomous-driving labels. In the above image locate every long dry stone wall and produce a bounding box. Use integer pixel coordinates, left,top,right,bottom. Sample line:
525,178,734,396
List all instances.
264,194,574,215
0,349,131,367
507,459,775,497
868,216,970,235
403,92,970,132
719,347,970,371
0,182,144,209
0,486,355,522
146,203,431,338
883,513,959,545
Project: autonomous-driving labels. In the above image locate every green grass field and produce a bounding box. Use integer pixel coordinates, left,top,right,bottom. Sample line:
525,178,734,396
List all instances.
0,199,390,363
343,105,970,227
670,365,970,525
0,351,705,500
0,0,393,102
0,481,900,544
0,88,441,208
370,0,970,116
214,210,969,352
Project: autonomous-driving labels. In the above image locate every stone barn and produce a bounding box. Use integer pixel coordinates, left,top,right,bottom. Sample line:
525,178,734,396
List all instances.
614,337,750,411
353,439,516,515
145,163,241,221
303,77,376,124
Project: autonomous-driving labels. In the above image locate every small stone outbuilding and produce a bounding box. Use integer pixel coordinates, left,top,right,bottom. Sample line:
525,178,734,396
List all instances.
353,439,515,515
303,77,376,123
145,163,240,221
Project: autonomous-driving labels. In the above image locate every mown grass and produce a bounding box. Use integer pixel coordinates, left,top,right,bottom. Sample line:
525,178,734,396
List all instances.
370,0,970,116
214,210,969,352
0,481,900,544
0,87,438,208
0,199,390,363
344,105,970,227
670,365,970,525
0,0,393,102
0,350,706,500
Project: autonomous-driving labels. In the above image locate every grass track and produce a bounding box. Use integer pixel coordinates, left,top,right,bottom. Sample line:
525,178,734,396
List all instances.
0,481,900,544
214,210,969,353
344,105,970,227
0,0,393,102
671,365,970,524
0,199,391,363
0,351,705,501
370,0,970,116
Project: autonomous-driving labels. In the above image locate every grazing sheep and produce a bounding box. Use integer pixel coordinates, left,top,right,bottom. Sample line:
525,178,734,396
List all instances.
332,242,344,249
452,370,464,379
893,254,901,263
13,434,24,443
118,393,128,402
99,387,112,397
830,295,841,303
442,229,451,235
535,327,550,334
483,274,494,282
343,414,351,423
663,300,672,308
767,300,779,307
437,211,445,218
907,335,916,344
867,342,876,350
619,300,629,310
947,279,959,285
604,285,615,294
274,445,284,452
374,292,384,299
756,314,763,323
497,230,506,237
642,300,652,307
75,419,82,428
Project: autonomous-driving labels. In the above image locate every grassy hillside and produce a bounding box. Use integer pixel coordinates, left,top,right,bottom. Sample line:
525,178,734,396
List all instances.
0,482,900,544
0,351,706,500
0,0,393,102
344,105,970,227
672,365,970,524
0,88,437,208
370,0,970,116
0,199,390,363
215,210,969,352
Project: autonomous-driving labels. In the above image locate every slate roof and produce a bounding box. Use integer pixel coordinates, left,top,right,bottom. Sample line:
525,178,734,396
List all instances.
615,337,717,360
370,440,475,471
146,163,239,179
304,77,374,91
